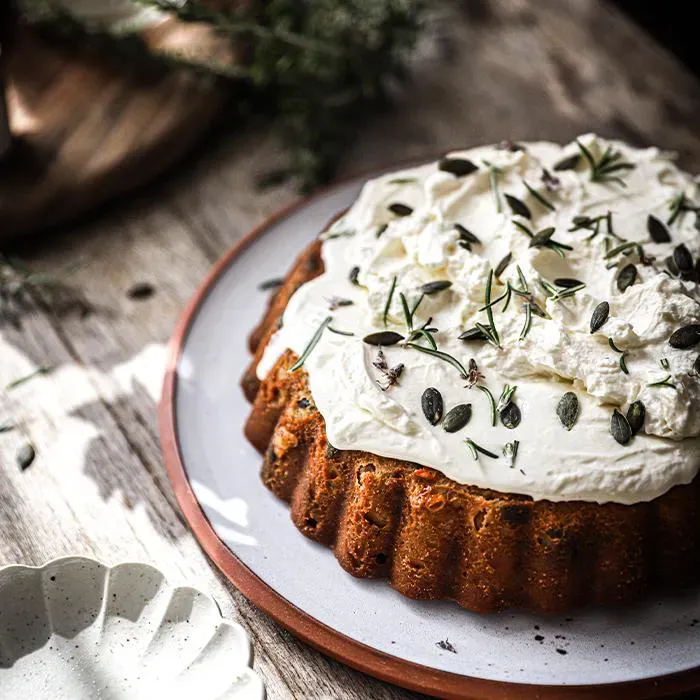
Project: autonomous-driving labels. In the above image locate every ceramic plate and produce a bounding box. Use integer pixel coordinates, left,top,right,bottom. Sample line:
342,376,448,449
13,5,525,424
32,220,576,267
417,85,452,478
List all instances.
0,557,264,700
160,171,700,699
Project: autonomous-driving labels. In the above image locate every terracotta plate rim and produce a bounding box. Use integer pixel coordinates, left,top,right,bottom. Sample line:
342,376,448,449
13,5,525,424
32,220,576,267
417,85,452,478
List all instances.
159,166,700,700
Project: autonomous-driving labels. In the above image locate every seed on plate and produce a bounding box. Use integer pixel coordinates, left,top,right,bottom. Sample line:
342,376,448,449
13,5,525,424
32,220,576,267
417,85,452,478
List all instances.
669,324,700,349
626,401,645,436
363,331,405,346
442,404,472,432
590,301,610,334
556,392,579,430
610,409,632,445
438,157,479,177
422,387,444,426
617,264,637,292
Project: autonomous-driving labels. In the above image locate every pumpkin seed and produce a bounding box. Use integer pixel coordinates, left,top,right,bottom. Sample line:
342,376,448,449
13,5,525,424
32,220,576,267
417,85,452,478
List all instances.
500,402,521,429
438,157,478,177
442,404,472,432
673,244,693,274
647,214,671,243
611,409,632,445
422,387,444,426
669,324,700,349
590,301,610,334
617,264,637,292
626,401,645,436
694,355,700,374
553,153,581,171
504,194,532,219
454,223,480,245
554,277,584,288
17,443,36,471
529,227,556,248
494,252,513,278
419,280,452,295
556,392,579,430
388,203,413,217
459,327,487,342
363,331,405,346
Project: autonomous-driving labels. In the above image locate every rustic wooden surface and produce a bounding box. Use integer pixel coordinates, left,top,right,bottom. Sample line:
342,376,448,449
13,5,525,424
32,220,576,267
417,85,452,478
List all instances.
0,20,228,240
1,1,699,698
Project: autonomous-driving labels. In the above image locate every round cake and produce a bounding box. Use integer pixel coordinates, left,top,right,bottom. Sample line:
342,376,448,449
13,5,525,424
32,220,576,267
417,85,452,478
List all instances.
243,135,700,613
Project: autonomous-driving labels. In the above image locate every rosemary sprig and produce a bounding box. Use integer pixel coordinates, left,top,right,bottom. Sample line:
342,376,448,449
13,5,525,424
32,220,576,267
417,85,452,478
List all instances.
519,302,532,341
289,316,332,371
483,161,502,213
478,385,497,426
383,276,397,327
608,338,624,353
30,0,426,191
464,438,499,460
327,326,354,336
576,139,635,187
406,343,469,379
512,220,572,258
648,375,676,389
523,180,556,211
540,279,586,302
604,241,644,260
503,440,519,467
497,384,517,413
399,292,413,332
667,192,699,226
483,270,500,348
5,366,51,390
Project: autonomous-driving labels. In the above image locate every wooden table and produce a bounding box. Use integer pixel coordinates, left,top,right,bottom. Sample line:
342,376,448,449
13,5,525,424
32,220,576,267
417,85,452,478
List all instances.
1,1,699,698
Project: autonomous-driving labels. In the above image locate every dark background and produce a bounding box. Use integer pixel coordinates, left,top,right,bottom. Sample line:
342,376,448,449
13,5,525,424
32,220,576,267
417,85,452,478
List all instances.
616,0,699,76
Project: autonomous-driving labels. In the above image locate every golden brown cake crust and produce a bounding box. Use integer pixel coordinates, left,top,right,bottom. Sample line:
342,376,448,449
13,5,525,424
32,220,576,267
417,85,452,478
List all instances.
243,239,700,613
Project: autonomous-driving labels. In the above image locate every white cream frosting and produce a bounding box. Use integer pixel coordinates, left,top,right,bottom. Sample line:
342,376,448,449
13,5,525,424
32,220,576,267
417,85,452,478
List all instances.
257,135,700,504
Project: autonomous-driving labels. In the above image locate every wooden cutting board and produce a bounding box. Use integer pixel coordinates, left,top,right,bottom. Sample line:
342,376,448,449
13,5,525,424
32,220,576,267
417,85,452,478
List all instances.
0,20,230,242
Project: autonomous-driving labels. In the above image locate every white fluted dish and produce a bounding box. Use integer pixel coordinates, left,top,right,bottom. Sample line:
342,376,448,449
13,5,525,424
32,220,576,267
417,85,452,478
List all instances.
0,557,264,700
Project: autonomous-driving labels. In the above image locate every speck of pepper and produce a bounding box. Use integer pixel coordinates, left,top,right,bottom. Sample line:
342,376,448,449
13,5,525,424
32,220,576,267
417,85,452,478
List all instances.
556,648,568,655
126,282,156,301
50,576,56,581
534,625,540,630
534,634,544,642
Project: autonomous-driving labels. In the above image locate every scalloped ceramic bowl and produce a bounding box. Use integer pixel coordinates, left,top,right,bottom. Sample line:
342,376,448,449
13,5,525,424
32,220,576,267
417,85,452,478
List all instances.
0,557,264,699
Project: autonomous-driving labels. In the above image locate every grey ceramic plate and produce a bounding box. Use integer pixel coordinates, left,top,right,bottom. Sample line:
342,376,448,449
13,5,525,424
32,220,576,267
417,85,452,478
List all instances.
161,173,700,699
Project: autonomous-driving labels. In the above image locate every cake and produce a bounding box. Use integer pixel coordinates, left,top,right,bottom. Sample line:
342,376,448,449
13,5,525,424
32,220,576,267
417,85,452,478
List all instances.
243,135,700,613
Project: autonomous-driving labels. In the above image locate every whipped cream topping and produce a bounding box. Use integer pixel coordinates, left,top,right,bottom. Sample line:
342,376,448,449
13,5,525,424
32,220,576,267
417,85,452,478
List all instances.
257,135,700,504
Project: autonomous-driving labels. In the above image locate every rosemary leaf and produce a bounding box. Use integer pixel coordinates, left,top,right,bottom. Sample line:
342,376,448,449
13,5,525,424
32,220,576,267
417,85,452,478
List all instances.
484,269,500,347
289,316,332,371
478,385,497,426
523,180,556,211
406,343,468,379
5,366,51,390
464,438,499,460
383,276,397,327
